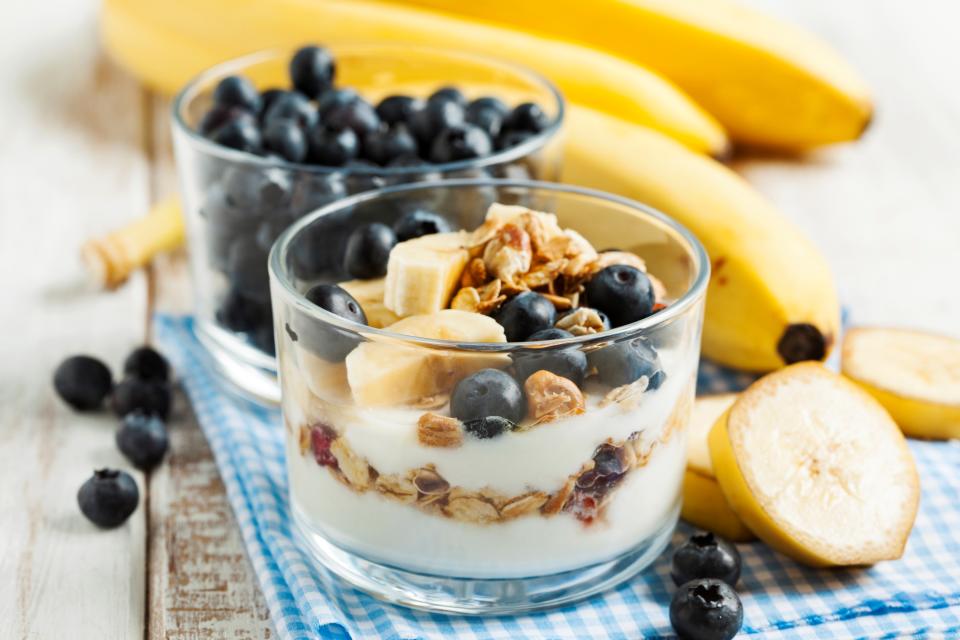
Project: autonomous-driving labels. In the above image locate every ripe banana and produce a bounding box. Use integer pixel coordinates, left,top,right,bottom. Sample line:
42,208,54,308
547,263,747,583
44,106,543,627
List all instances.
345,310,508,406
709,363,919,567
390,0,872,150
562,106,839,372
100,0,728,156
681,394,754,542
384,232,470,317
338,278,401,329
842,327,960,440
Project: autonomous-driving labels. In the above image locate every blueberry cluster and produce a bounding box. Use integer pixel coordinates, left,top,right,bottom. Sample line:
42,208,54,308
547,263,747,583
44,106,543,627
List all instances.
669,533,745,640
199,45,551,167
53,347,173,529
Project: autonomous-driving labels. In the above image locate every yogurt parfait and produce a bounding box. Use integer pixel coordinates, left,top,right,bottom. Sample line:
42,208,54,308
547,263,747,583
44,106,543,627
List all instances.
269,180,708,613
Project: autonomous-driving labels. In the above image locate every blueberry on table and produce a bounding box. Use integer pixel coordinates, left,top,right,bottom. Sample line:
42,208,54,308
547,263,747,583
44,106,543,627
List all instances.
493,291,557,342
588,336,664,388
495,129,535,151
227,237,271,302
262,91,318,131
123,346,170,383
363,125,418,166
672,532,742,588
463,416,516,440
429,124,493,163
451,369,525,428
53,355,113,411
77,469,139,528
503,102,550,134
307,126,359,167
376,95,423,127
212,75,262,113
584,264,655,327
343,223,396,279
289,45,335,99
116,412,169,471
408,99,465,148
112,378,172,420
428,86,467,108
322,98,381,137
263,118,308,163
512,328,588,387
670,579,743,640
209,116,262,154
305,284,368,326
392,209,451,241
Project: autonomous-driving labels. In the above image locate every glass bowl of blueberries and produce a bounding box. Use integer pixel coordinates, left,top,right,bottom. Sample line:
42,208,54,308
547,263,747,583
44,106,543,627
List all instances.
172,43,564,402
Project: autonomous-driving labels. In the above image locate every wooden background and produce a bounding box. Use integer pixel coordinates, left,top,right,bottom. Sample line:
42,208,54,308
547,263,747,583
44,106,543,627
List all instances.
2,0,958,637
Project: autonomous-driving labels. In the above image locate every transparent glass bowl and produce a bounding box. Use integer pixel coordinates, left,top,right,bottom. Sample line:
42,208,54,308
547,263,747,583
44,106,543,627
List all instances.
172,45,564,403
269,180,708,614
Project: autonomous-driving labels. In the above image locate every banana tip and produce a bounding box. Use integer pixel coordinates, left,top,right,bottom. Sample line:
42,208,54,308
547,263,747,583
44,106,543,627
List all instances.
777,323,828,365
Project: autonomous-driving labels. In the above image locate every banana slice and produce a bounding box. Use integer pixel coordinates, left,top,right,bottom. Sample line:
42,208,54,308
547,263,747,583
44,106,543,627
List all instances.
842,327,960,440
709,363,919,567
339,278,401,329
682,394,755,542
345,310,509,406
383,231,470,317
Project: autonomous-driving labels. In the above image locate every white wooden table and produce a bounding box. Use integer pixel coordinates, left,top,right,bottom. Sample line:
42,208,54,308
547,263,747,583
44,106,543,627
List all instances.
3,0,958,637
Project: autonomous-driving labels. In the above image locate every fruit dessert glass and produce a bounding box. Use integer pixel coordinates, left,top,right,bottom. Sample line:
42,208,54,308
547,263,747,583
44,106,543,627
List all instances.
269,180,708,613
172,45,563,403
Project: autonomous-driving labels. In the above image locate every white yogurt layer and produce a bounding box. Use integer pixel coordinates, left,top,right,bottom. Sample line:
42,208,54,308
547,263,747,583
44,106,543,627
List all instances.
288,432,686,578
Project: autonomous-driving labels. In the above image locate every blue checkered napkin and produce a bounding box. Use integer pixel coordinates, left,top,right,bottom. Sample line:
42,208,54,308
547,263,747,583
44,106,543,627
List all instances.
156,314,960,640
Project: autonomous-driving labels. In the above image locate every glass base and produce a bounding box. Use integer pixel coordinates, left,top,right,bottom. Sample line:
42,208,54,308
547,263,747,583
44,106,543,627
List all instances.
194,320,280,405
292,502,678,615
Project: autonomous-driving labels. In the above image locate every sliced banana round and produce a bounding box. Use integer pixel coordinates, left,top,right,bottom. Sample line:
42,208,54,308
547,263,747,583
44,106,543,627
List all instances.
682,393,754,542
709,363,919,567
842,327,960,440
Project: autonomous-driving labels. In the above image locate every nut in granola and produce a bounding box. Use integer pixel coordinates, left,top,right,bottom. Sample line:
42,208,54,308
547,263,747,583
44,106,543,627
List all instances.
417,413,464,448
412,466,450,496
501,492,549,520
524,370,586,424
330,438,372,490
443,492,501,524
483,222,533,286
600,376,651,409
375,474,418,503
451,286,481,312
556,307,607,336
590,251,647,275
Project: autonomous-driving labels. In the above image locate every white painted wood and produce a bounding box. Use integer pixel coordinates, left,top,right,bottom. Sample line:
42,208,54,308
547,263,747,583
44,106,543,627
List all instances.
0,1,150,638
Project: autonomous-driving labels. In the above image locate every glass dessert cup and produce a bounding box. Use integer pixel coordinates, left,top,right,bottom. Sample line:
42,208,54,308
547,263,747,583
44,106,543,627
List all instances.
171,45,564,404
269,180,708,614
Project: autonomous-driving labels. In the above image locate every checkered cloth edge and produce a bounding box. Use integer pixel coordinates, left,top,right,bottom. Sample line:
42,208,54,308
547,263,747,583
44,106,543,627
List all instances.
156,314,960,640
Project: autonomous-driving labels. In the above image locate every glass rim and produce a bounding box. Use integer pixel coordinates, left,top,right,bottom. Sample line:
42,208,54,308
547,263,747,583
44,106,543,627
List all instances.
269,178,710,352
170,44,565,177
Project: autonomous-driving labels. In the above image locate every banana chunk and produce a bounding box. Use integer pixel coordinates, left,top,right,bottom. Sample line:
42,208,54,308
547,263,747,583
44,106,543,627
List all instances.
681,394,754,542
339,278,401,329
709,363,920,567
383,231,469,317
842,327,960,440
345,310,508,406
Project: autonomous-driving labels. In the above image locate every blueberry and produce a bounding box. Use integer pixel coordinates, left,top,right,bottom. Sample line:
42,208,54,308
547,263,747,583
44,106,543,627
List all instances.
467,96,509,119
429,124,492,163
503,102,549,133
227,237,270,302
670,579,743,640
255,216,289,252
252,322,276,355
322,98,381,137
512,328,588,386
466,96,508,139
221,166,292,210
123,347,170,382
305,284,367,325
672,532,742,588
263,118,308,163
376,95,424,126
257,87,287,120
317,88,359,117
392,209,451,241
428,86,467,108
409,99,464,149
493,292,557,342
112,378,172,419
343,223,396,278
495,129,534,151
53,355,113,411
198,104,247,136
307,126,359,166
77,469,139,528
209,116,262,153
450,368,525,427
588,337,664,388
217,287,270,333
584,265,655,327
212,75,261,113
289,45,335,99
463,416,516,439
363,125,417,166
343,159,387,194
262,91,318,130
116,412,169,470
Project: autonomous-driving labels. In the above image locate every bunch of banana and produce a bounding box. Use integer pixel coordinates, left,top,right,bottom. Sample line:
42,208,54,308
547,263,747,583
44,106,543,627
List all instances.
385,0,873,150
